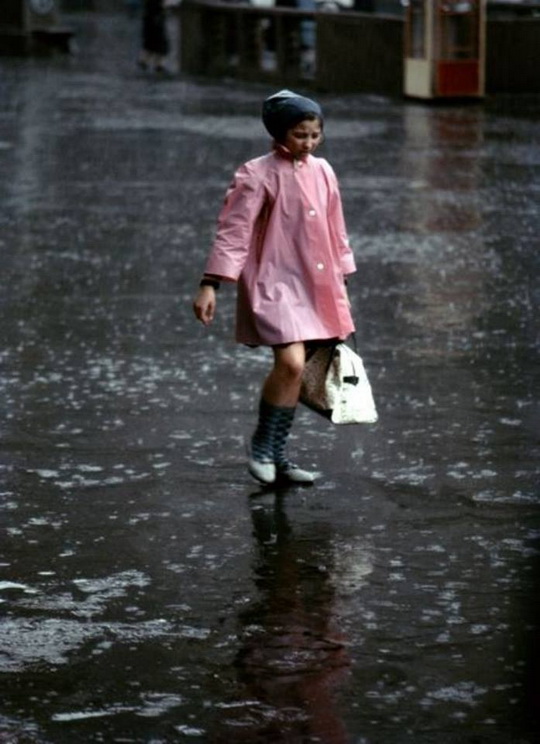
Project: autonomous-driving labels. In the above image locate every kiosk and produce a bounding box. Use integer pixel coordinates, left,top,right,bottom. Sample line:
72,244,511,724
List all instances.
404,0,486,99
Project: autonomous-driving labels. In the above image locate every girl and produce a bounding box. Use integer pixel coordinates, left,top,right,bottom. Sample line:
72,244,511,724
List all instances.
193,90,356,485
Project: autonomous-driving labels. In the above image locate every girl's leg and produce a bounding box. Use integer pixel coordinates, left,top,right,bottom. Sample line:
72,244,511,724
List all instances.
262,342,305,407
249,343,318,484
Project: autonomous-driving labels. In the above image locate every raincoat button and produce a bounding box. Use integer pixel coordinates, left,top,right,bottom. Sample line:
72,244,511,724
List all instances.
309,209,316,216
316,262,324,270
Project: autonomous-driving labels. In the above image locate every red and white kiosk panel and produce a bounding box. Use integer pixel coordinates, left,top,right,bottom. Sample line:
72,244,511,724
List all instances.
404,0,486,99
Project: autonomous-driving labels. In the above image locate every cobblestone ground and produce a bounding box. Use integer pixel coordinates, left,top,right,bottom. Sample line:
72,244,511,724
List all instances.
0,9,539,744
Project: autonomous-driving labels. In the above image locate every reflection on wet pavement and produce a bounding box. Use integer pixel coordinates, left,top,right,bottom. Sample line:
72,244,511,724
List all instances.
0,10,539,744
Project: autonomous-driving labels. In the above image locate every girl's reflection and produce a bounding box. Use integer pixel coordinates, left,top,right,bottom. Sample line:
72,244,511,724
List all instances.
213,491,351,743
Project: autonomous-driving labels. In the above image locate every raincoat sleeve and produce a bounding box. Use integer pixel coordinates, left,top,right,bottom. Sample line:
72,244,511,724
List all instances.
324,161,356,276
204,162,267,281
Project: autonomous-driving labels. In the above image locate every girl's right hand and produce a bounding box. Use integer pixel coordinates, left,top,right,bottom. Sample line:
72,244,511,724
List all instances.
193,286,216,326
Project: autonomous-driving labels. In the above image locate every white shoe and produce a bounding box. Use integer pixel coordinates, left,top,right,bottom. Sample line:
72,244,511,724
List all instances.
277,463,320,485
248,457,276,485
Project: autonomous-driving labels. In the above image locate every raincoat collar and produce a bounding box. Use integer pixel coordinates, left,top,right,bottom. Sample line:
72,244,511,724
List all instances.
272,142,310,163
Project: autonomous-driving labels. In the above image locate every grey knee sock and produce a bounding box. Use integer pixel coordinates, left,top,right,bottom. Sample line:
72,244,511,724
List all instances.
251,399,295,465
272,405,296,469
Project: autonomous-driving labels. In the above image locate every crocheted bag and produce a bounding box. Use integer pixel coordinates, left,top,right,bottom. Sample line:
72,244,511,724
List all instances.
300,342,378,425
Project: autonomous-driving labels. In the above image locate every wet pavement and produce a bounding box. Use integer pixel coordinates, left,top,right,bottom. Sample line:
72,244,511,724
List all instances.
1,9,539,744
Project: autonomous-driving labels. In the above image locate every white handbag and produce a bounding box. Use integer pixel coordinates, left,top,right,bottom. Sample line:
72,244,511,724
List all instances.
300,342,378,425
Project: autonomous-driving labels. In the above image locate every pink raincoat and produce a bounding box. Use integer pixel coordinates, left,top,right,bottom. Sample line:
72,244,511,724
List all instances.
205,145,356,347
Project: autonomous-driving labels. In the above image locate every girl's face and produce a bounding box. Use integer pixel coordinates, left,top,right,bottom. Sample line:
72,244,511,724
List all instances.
283,118,323,158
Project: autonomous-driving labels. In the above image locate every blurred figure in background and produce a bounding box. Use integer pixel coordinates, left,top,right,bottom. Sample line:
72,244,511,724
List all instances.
138,0,169,72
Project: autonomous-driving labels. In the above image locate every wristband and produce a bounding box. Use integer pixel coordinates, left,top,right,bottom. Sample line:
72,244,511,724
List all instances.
199,278,220,291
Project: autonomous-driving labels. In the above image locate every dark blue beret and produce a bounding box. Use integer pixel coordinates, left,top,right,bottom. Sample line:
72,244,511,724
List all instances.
262,89,323,142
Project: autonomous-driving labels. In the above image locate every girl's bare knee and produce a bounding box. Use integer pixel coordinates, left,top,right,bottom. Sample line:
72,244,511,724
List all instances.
273,348,305,383
279,360,304,383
